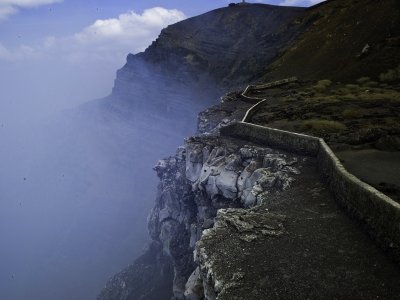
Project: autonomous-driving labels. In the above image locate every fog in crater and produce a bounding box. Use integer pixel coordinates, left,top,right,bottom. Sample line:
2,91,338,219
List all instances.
0,43,218,300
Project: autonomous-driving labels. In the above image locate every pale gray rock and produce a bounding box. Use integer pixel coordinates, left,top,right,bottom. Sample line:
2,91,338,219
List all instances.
184,267,204,300
215,169,238,199
145,136,302,299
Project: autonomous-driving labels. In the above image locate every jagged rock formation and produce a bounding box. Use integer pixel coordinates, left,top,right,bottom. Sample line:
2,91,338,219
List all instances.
96,242,174,300
99,134,304,300
154,137,302,295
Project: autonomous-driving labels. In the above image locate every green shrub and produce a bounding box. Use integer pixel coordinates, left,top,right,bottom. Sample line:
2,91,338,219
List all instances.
312,79,332,92
333,88,348,95
309,95,340,104
379,65,400,82
356,77,371,84
341,94,358,101
358,91,400,102
345,84,360,92
300,119,347,133
342,108,364,119
384,117,400,127
364,81,379,87
317,79,332,87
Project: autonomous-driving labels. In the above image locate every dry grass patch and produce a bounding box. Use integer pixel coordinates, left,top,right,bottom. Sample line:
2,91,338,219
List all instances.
304,95,340,104
379,65,400,82
345,84,360,93
363,81,379,87
342,108,366,119
356,77,371,84
312,79,332,92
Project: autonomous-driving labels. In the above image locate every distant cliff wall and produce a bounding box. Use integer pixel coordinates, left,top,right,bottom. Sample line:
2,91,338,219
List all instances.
111,3,307,109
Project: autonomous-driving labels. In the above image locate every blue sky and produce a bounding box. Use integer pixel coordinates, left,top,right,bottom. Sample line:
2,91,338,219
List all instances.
0,0,324,118
0,0,324,47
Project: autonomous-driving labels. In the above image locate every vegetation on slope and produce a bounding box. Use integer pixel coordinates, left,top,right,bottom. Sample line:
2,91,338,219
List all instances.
262,0,400,82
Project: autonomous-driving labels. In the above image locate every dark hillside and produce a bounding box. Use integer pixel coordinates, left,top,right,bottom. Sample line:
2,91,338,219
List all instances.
263,0,400,82
113,3,306,102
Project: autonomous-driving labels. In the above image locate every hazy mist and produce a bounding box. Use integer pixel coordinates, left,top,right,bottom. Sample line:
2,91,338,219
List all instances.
0,46,207,300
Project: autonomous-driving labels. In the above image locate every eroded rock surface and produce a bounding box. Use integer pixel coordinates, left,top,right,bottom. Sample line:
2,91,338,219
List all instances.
148,135,303,299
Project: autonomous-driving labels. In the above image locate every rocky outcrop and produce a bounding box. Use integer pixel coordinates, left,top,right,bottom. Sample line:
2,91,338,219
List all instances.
149,136,302,299
99,119,400,299
97,242,174,300
98,132,304,299
194,208,286,299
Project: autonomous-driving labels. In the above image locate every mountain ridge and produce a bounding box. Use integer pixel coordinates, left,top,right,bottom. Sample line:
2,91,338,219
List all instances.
97,0,400,299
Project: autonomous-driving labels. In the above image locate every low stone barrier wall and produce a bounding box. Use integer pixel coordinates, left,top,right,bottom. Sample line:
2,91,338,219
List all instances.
220,122,320,156
220,121,400,262
317,140,400,259
240,77,298,103
241,99,267,123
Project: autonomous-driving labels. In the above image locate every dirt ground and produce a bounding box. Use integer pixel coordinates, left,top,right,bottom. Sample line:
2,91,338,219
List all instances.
199,150,400,300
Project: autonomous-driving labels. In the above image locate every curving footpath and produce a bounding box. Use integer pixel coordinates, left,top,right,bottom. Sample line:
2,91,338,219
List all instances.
221,78,400,263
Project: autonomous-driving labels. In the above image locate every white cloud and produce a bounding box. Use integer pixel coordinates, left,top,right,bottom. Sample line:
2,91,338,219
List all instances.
73,7,185,47
279,0,325,6
0,7,187,63
0,4,16,20
61,7,186,62
0,0,62,20
0,0,60,6
0,42,37,61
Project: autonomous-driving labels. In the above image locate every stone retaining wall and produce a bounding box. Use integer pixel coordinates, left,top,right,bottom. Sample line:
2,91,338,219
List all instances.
220,121,400,262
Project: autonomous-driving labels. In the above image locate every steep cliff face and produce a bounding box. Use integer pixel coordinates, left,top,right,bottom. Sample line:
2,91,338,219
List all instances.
96,4,309,183
98,102,305,299
98,93,400,300
111,3,306,115
82,6,312,298
150,136,302,297
140,4,304,86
